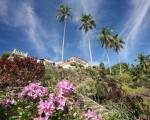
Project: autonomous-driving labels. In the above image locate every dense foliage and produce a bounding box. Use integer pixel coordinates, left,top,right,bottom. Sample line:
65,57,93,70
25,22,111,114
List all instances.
0,52,149,119
0,80,102,120
0,55,45,88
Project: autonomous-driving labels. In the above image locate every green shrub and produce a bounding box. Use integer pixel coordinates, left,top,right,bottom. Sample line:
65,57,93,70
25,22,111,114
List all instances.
95,81,108,103
77,79,96,96
124,96,145,119
0,51,11,60
117,73,132,83
102,102,130,120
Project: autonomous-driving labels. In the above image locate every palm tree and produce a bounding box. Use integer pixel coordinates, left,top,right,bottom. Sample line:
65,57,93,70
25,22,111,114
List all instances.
137,53,145,64
79,14,96,64
112,34,125,74
56,5,72,62
97,28,114,74
136,53,148,74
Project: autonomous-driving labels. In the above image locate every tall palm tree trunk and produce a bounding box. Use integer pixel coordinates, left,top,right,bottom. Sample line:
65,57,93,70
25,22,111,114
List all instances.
87,33,93,64
118,53,122,75
61,18,67,62
106,49,111,74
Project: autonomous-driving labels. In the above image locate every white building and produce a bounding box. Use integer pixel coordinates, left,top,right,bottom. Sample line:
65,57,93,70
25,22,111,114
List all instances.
58,56,88,68
37,58,54,68
12,48,28,57
10,49,88,69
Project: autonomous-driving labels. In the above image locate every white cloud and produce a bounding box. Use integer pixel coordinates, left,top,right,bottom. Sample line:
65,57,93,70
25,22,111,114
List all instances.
0,0,7,16
46,30,61,60
64,0,101,23
120,0,150,60
0,1,61,59
15,3,48,54
64,0,102,62
0,0,9,23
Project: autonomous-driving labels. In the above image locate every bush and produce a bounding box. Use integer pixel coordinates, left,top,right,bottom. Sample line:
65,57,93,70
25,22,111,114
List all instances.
123,96,145,119
0,51,11,60
117,73,132,83
77,79,96,96
102,102,130,120
0,55,45,88
86,67,99,80
0,80,102,120
94,81,108,103
103,96,146,120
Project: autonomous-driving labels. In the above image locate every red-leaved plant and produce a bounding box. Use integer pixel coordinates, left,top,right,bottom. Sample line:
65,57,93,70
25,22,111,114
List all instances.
0,55,45,88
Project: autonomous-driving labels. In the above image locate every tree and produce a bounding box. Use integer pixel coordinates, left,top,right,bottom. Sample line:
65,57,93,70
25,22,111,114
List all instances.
79,14,96,64
97,27,114,74
56,5,72,62
111,63,129,75
98,62,107,78
136,53,150,75
130,54,150,82
112,34,125,74
1,51,11,60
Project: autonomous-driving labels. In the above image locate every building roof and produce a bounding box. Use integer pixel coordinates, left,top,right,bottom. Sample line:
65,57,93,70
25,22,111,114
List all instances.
58,56,88,67
68,56,88,63
12,48,28,57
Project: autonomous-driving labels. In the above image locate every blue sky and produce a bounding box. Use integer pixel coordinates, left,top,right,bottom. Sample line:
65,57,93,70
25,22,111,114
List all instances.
0,0,150,65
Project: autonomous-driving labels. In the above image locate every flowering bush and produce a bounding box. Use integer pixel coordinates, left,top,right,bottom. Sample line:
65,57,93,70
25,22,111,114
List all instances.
0,98,16,106
0,80,103,120
52,91,66,110
56,80,75,96
35,80,75,119
19,83,48,99
0,55,45,88
37,99,55,118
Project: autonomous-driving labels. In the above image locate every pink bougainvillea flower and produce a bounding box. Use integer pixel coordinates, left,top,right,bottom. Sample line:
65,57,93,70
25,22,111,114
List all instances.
34,116,49,120
19,83,48,99
53,90,66,110
48,91,66,110
38,99,55,118
97,114,102,120
56,80,75,96
6,98,16,105
0,98,16,106
85,110,102,120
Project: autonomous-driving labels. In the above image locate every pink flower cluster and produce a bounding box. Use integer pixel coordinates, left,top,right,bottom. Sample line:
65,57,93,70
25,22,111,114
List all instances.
0,98,16,106
56,80,75,96
85,110,102,120
19,83,48,99
38,99,55,117
53,91,66,110
35,80,75,120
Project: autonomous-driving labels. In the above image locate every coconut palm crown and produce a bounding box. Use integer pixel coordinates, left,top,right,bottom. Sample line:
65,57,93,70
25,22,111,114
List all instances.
97,27,116,74
97,27,114,48
56,5,72,22
112,34,125,53
79,14,96,33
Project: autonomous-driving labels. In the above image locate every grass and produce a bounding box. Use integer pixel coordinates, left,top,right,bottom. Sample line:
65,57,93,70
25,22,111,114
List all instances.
144,97,150,106
122,84,150,95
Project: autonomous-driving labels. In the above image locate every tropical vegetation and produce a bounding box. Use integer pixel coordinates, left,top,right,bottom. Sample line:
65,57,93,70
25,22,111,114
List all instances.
56,5,72,62
0,3,150,120
79,14,96,64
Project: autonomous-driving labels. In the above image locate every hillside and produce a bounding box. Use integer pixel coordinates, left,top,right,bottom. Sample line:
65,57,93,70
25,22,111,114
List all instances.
0,53,150,120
